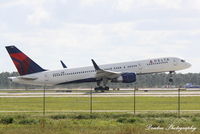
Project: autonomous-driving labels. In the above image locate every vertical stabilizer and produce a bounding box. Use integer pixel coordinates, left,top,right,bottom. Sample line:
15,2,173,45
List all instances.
6,46,46,75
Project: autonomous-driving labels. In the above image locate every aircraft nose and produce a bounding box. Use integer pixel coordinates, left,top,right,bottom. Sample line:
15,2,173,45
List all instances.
186,62,192,68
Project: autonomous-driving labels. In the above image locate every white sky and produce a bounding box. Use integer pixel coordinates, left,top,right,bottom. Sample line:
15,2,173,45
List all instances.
0,0,200,73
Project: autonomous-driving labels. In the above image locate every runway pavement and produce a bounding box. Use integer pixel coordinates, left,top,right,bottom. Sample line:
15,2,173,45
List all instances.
0,88,200,97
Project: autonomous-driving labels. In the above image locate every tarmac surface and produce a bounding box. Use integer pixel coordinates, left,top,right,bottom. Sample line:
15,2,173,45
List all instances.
0,88,200,97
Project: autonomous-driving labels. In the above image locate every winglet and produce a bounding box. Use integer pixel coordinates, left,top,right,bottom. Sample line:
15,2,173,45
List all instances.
91,59,101,70
60,60,67,68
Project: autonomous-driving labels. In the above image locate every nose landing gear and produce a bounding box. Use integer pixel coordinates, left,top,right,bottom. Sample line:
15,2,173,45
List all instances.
168,71,175,86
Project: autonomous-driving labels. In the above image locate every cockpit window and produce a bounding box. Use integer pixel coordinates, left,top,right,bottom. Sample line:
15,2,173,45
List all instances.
181,60,185,62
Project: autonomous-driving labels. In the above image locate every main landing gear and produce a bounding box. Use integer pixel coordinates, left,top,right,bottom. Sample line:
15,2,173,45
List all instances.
94,86,109,92
94,80,109,92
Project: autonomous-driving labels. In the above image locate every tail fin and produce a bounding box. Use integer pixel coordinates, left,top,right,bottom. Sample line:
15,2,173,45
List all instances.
6,46,46,75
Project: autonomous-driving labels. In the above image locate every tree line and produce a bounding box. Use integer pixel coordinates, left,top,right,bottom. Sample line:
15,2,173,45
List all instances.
0,72,199,89
136,73,200,88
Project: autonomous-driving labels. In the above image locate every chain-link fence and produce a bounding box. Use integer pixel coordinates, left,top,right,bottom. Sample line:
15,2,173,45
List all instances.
0,88,199,116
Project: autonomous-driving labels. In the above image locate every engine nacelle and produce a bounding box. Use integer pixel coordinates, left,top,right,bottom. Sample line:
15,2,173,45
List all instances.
113,73,136,83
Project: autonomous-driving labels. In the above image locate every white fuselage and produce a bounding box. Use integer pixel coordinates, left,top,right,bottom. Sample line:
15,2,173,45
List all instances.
11,57,191,87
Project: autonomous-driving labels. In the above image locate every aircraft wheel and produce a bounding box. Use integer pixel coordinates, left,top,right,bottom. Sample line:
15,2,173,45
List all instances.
169,78,173,83
105,86,109,91
95,86,105,92
94,87,100,91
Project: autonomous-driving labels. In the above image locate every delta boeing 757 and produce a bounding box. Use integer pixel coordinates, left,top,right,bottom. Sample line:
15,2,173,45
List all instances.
6,46,191,91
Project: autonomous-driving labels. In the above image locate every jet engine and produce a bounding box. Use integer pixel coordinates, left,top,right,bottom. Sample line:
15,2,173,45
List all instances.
112,73,136,83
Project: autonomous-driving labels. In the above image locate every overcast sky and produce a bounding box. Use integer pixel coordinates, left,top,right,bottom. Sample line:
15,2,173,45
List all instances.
0,0,200,73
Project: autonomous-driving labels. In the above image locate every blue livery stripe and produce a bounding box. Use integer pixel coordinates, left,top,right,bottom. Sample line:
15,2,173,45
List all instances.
57,78,98,85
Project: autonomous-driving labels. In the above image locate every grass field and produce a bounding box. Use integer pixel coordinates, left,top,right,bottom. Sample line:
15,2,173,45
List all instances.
0,96,199,112
0,112,199,134
0,96,199,134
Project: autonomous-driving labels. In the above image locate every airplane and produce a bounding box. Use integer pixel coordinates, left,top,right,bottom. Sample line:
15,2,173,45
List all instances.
184,83,200,88
5,46,191,91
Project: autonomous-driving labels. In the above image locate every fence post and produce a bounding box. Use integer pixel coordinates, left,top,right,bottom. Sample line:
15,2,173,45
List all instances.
43,86,46,116
134,85,137,115
90,88,93,115
41,85,46,128
178,88,181,118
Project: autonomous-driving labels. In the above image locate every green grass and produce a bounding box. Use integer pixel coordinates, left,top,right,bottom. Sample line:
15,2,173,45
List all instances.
0,97,199,112
0,113,199,134
0,95,199,133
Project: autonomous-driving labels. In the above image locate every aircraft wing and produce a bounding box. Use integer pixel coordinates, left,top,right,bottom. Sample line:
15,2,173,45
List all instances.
91,59,121,80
